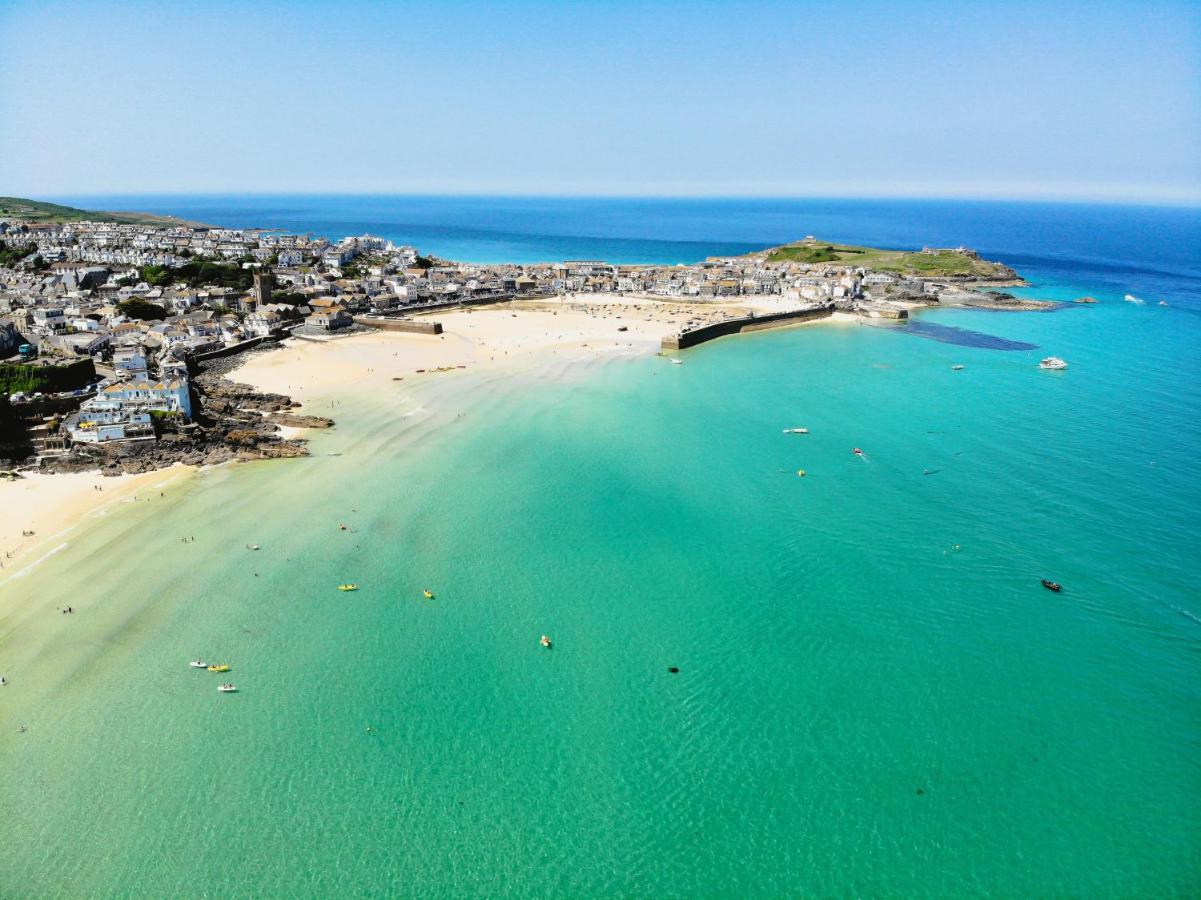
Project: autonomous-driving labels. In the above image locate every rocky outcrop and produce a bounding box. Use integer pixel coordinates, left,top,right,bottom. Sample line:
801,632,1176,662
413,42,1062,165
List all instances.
270,413,335,429
936,289,1054,311
35,349,325,476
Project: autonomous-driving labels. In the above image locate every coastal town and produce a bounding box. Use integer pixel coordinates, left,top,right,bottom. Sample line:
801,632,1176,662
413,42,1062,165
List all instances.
0,209,1029,474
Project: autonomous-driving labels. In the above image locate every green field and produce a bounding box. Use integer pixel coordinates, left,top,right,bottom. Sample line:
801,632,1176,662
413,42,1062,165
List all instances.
762,239,1010,277
0,197,201,227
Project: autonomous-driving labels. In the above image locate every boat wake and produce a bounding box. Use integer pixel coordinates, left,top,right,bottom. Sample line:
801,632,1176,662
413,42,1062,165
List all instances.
1124,293,1145,305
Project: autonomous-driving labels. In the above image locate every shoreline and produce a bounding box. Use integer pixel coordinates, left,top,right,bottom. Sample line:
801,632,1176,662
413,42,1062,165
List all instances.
230,295,862,403
0,465,194,583
0,292,997,583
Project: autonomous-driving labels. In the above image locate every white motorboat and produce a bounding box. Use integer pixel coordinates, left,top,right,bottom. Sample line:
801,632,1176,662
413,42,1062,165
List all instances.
782,428,809,434
1124,293,1145,305
952,365,964,371
217,683,238,693
190,659,208,669
670,359,683,366
1039,356,1068,370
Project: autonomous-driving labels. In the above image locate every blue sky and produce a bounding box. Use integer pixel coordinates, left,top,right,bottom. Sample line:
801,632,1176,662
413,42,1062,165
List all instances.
0,0,1198,202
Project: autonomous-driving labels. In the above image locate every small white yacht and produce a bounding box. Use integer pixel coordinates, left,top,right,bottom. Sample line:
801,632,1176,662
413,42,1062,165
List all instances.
782,428,809,434
670,359,683,366
1039,356,1069,370
217,683,238,693
190,659,208,669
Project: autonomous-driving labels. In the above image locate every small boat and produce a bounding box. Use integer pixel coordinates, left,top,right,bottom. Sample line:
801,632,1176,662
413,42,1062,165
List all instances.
246,544,260,551
540,634,553,648
1158,300,1169,307
338,584,359,592
338,524,349,531
190,659,208,669
217,683,238,693
423,589,434,599
670,359,683,366
0,676,7,686
1041,579,1063,593
952,364,964,371
782,428,809,434
208,664,231,673
796,469,806,477
1073,296,1098,304
852,447,863,455
1123,293,1144,305
1039,356,1068,370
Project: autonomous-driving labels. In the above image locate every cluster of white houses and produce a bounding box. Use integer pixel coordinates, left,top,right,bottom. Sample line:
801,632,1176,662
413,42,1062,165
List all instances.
0,219,955,325
65,360,193,444
3,219,985,449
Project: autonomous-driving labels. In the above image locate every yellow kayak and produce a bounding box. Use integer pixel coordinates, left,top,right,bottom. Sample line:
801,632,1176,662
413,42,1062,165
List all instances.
208,664,230,673
423,590,434,599
338,584,359,592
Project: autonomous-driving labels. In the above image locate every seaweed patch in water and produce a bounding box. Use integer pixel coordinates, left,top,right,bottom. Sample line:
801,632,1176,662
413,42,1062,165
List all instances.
899,322,1038,351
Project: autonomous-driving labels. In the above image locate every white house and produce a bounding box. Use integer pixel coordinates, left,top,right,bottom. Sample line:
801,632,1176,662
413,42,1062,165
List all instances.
95,377,192,418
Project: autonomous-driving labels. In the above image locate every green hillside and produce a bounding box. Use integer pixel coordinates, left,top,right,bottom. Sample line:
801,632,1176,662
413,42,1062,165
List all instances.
759,238,1014,278
0,196,201,227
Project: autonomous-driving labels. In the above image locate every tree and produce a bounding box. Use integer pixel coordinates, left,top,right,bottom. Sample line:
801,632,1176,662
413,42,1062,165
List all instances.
140,264,174,286
117,299,168,321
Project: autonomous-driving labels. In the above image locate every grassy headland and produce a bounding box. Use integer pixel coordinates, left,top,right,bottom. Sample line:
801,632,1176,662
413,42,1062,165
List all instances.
758,238,1011,278
0,196,204,227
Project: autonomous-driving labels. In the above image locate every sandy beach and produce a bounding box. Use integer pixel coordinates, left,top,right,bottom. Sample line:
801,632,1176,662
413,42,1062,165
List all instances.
0,466,192,582
232,295,842,401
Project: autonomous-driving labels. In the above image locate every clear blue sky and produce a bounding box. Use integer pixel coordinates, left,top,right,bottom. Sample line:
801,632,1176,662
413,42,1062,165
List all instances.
1,0,1198,203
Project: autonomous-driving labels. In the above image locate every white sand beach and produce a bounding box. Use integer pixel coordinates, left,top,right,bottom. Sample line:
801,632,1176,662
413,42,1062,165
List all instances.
0,466,192,580
232,295,841,401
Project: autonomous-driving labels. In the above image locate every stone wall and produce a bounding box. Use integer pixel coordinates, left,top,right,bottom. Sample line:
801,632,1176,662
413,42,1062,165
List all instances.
661,305,833,351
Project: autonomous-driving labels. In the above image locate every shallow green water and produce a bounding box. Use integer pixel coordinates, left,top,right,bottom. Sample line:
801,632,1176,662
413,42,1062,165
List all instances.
1,297,1199,896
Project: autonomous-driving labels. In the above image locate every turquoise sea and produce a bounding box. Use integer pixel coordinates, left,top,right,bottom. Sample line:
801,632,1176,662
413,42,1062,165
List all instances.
2,197,1200,896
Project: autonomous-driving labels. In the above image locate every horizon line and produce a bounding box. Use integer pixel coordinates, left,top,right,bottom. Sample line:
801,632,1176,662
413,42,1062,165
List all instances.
25,189,1201,211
